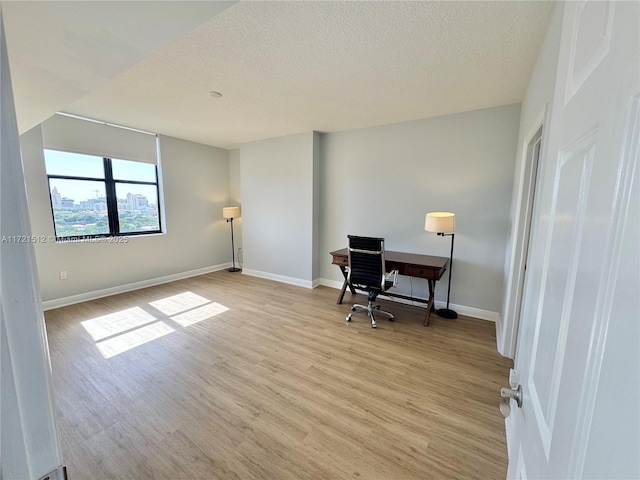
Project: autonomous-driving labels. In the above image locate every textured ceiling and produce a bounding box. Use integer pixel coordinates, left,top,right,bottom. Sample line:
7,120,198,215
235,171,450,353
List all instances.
5,1,554,150
2,1,234,133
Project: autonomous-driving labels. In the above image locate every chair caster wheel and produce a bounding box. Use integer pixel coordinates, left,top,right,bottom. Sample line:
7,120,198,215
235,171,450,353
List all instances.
371,323,377,328
346,316,352,322
351,307,356,312
373,305,380,310
388,317,394,322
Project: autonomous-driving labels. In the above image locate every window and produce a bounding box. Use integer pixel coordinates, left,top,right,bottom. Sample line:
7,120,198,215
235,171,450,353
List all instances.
45,149,161,240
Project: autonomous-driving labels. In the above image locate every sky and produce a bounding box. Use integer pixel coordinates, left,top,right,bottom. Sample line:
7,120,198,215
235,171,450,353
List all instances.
45,149,157,204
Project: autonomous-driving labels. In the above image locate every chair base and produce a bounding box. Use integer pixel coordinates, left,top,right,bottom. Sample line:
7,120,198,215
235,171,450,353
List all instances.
346,300,394,328
227,267,242,273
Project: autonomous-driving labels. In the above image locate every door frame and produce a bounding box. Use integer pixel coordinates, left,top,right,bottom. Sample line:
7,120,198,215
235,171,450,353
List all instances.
501,106,552,359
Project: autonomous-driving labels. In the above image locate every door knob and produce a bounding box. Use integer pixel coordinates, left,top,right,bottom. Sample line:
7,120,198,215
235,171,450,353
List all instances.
499,384,523,418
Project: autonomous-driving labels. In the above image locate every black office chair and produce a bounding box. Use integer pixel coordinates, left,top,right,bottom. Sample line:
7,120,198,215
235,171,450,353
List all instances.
346,235,398,328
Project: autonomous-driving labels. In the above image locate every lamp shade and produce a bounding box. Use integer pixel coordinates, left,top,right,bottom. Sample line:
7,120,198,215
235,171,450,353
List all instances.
222,206,240,219
425,212,455,233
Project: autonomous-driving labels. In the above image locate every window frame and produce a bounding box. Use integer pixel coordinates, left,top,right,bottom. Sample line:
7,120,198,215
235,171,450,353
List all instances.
46,154,162,241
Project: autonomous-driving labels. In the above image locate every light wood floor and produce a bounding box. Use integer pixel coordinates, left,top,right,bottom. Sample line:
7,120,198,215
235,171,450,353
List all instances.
45,271,513,479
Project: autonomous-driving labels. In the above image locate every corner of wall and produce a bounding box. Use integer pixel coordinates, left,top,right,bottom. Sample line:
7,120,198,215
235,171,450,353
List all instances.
312,132,321,280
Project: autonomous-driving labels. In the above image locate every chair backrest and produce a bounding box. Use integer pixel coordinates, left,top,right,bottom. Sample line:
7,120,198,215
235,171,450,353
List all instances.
347,235,386,291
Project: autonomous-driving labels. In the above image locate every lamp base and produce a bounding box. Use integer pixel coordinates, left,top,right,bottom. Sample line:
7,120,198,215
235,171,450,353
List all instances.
436,308,458,319
227,267,242,273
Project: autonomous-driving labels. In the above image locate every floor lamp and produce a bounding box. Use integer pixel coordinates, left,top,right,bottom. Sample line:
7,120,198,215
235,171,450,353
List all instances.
223,206,241,272
425,212,458,319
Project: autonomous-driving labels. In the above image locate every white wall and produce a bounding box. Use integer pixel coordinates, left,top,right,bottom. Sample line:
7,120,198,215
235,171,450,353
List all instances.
20,127,231,305
498,6,563,358
239,132,317,286
319,105,521,319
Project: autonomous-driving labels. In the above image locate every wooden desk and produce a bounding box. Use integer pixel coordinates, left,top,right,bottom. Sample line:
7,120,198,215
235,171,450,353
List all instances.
330,248,448,326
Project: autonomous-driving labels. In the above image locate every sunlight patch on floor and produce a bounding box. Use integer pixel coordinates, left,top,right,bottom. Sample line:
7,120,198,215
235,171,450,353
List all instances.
82,292,230,358
171,302,230,327
149,291,211,316
95,321,175,359
81,306,157,341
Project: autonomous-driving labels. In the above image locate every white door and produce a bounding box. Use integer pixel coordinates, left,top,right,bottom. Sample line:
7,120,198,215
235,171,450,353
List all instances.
505,1,639,479
1,9,63,479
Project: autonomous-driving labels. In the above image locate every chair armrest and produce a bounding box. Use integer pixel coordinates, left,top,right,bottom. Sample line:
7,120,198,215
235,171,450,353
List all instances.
385,269,399,287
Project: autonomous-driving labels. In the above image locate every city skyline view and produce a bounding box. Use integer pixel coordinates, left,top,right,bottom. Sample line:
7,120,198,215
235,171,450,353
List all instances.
50,184,157,211
45,149,161,237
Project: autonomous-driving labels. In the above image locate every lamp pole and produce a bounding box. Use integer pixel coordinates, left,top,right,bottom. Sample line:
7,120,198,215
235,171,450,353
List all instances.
227,216,241,272
437,232,457,318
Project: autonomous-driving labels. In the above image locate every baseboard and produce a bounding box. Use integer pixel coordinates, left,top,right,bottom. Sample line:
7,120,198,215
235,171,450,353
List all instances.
241,269,314,289
317,277,499,323
42,263,230,311
448,303,500,323
319,278,344,290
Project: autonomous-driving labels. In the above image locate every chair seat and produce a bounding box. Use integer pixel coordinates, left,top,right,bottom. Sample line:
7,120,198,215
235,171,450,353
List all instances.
351,280,394,294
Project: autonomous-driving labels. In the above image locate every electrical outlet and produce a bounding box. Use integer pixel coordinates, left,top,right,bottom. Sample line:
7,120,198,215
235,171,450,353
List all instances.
60,271,67,280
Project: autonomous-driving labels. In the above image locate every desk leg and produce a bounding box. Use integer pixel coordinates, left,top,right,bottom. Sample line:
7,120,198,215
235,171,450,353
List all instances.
424,279,436,326
336,265,356,304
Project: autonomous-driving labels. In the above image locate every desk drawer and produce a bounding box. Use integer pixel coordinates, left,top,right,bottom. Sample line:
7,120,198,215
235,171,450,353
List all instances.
333,256,348,266
405,265,434,278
